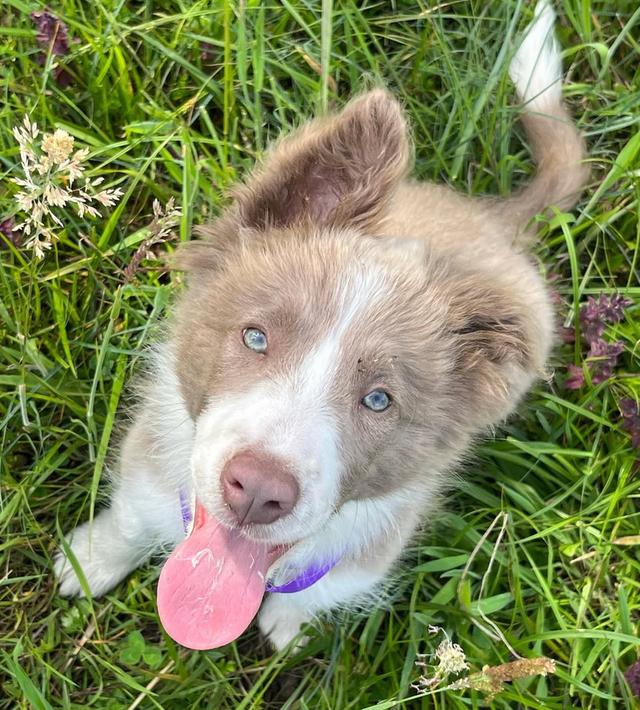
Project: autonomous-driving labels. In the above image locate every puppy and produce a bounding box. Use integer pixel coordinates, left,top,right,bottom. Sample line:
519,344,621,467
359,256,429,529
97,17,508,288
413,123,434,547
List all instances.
55,0,587,651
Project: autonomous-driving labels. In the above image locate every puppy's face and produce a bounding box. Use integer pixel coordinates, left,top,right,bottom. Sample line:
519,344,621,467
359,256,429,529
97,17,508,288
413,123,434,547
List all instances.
174,91,536,545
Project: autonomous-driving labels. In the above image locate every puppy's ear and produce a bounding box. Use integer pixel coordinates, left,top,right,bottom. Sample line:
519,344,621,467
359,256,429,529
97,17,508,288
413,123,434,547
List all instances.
449,280,542,426
231,89,410,232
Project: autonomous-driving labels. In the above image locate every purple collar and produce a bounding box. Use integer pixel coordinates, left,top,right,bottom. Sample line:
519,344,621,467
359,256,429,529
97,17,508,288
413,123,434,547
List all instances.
179,489,341,594
179,488,193,532
266,556,341,594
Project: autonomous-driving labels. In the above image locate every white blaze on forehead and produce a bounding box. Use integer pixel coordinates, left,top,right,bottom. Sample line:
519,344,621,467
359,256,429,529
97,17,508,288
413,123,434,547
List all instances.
266,261,389,509
266,260,390,495
293,262,390,396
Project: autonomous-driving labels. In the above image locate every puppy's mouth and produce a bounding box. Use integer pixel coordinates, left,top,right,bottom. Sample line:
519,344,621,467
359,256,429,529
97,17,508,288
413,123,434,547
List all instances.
157,500,292,650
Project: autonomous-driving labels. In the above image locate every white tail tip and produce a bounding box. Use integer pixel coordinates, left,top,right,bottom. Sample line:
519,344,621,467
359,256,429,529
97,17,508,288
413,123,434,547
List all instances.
509,0,562,109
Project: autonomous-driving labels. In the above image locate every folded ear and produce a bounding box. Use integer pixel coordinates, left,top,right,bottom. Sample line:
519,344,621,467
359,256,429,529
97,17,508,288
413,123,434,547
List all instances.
230,89,411,232
449,279,543,426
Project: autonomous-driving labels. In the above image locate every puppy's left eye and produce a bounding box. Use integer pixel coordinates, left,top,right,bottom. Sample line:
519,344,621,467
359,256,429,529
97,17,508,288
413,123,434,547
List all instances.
242,327,268,353
362,389,391,412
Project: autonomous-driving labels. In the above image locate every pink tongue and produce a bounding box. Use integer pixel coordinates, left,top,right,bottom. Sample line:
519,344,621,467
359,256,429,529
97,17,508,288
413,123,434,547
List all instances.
157,503,273,650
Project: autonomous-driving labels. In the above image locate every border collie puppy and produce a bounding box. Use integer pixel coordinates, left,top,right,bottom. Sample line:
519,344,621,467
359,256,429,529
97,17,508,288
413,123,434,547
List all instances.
55,0,587,651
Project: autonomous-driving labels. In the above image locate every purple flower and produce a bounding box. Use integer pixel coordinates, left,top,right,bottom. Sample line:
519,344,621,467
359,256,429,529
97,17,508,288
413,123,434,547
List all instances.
31,9,72,56
620,399,640,450
580,294,633,345
587,339,624,384
559,325,575,344
625,659,640,699
0,217,21,247
565,364,585,390
0,217,15,236
562,294,633,388
580,314,605,345
31,8,76,87
599,294,633,323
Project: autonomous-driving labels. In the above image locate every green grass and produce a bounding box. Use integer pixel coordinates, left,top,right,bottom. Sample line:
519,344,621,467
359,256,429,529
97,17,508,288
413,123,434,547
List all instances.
1,1,639,708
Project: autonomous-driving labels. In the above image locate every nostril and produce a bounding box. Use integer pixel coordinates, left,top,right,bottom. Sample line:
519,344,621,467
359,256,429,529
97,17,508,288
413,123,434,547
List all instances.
221,452,299,524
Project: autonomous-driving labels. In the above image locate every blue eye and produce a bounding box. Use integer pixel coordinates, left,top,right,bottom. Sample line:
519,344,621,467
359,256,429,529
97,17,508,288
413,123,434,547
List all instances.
362,389,391,412
242,327,268,353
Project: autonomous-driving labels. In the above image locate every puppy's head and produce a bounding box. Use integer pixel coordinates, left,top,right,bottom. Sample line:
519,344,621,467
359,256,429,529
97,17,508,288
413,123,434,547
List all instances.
173,90,547,545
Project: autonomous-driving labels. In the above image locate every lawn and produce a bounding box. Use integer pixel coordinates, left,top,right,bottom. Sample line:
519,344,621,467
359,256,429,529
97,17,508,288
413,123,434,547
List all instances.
1,1,639,708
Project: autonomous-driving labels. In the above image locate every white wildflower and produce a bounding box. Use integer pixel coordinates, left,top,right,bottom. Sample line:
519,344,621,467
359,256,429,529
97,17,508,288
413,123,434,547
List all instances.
12,115,39,147
24,231,54,260
9,115,123,259
44,185,71,207
150,196,181,242
32,202,47,223
41,128,75,164
71,199,100,219
15,191,34,211
413,627,469,692
12,176,36,189
61,148,89,186
435,638,469,676
123,196,181,281
95,187,124,207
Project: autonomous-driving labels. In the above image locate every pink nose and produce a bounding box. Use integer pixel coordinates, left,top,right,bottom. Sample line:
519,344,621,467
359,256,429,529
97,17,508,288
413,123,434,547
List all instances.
221,452,299,525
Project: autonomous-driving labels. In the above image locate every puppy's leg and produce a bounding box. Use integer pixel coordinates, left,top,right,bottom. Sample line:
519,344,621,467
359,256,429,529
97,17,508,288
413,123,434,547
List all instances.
54,420,186,597
258,553,397,651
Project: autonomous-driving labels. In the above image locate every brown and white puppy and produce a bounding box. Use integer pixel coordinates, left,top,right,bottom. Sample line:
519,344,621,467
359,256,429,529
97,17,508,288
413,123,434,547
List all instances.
55,0,587,650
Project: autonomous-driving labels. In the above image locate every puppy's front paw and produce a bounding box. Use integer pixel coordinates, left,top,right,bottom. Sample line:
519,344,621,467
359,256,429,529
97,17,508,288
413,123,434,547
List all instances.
258,595,313,651
53,520,133,598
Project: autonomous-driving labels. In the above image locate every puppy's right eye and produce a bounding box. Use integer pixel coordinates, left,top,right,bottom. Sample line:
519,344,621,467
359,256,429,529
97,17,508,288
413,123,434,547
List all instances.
362,389,391,412
242,327,268,353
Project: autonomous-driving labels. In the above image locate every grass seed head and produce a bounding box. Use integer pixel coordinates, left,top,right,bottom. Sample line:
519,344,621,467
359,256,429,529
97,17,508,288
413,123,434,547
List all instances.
9,116,123,259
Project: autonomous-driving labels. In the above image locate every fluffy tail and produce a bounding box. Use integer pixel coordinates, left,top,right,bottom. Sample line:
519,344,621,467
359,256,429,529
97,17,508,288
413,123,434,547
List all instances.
503,0,588,227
